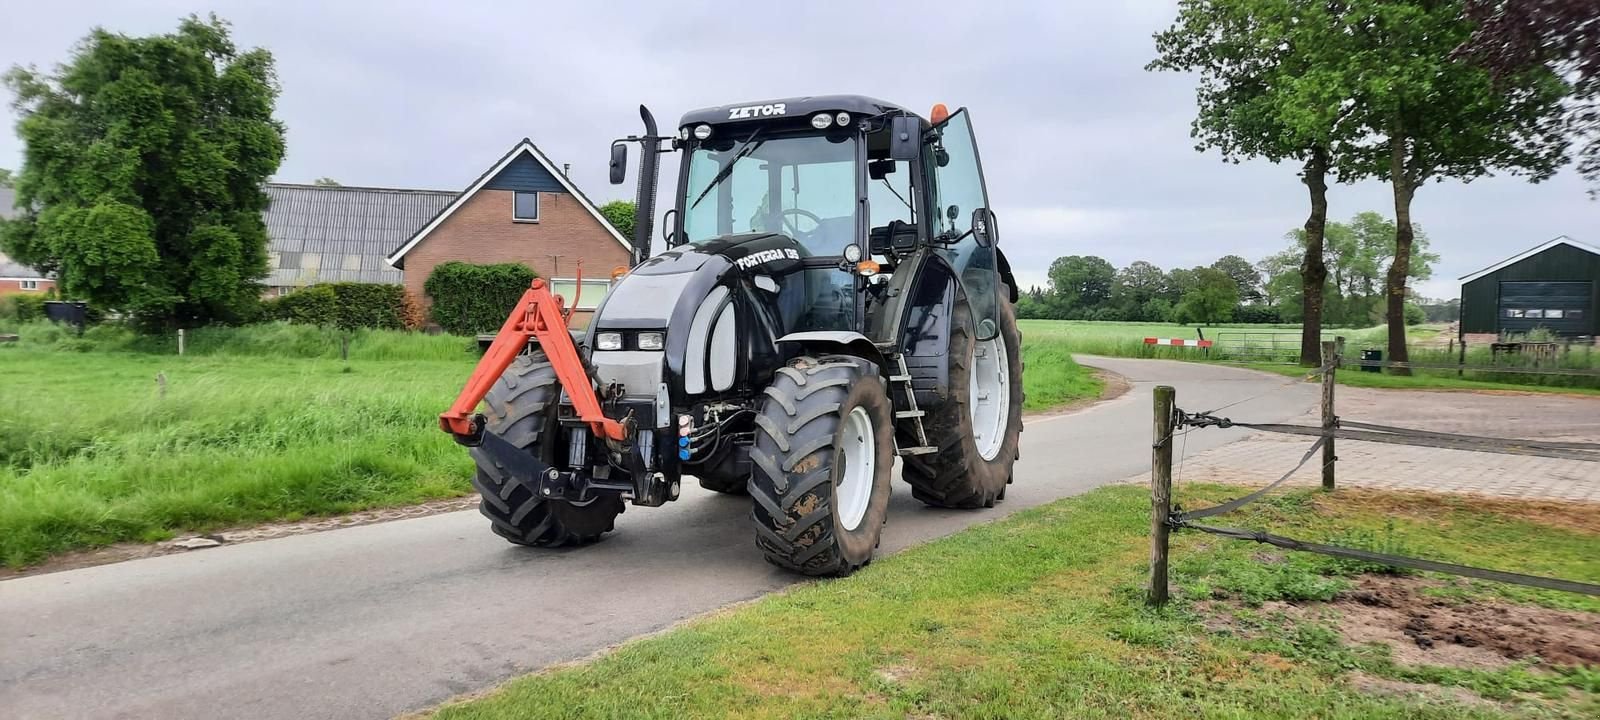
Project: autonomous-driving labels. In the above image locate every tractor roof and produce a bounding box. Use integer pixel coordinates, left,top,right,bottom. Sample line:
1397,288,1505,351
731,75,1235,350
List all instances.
679,95,916,128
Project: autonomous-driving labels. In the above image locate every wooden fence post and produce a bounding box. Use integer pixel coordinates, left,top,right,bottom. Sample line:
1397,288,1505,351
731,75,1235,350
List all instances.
1149,385,1175,608
1322,340,1337,491
177,328,186,356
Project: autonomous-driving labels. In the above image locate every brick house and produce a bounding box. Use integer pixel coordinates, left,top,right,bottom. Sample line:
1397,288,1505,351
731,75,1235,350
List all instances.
385,139,633,327
0,188,57,296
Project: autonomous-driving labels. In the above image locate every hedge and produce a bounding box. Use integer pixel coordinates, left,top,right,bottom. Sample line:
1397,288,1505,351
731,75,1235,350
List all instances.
0,293,48,323
423,261,538,336
262,283,422,331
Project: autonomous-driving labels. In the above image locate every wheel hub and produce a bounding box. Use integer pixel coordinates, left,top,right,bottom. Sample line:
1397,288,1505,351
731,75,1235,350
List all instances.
836,406,876,531
970,336,1009,462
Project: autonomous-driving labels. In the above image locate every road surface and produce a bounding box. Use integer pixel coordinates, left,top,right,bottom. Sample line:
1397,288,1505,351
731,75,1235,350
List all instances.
0,357,1317,720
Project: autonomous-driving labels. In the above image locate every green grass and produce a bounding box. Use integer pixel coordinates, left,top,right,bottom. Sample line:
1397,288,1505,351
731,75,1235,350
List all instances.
0,327,482,567
0,320,1101,566
1019,319,1600,393
1245,363,1600,396
427,485,1598,719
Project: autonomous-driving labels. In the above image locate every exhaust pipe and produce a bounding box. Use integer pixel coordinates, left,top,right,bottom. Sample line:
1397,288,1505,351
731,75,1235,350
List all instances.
630,105,660,266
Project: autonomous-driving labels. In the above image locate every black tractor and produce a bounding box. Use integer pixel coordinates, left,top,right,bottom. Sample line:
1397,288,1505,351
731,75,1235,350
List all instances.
442,95,1023,576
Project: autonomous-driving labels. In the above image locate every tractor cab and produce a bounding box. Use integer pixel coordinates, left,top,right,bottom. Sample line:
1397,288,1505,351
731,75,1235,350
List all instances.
661,95,1005,339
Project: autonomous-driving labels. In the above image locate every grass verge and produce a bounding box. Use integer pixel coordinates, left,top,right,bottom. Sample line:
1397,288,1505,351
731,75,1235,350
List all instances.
427,485,1599,720
1243,362,1600,397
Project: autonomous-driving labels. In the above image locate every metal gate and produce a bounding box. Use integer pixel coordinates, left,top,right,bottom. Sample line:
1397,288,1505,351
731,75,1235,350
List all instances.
1214,331,1302,361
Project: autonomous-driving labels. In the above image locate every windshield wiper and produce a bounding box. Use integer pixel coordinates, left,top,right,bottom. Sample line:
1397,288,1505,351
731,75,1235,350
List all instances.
689,126,765,211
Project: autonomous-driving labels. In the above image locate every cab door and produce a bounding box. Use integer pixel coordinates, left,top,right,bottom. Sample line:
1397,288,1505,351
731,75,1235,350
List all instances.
925,109,1000,339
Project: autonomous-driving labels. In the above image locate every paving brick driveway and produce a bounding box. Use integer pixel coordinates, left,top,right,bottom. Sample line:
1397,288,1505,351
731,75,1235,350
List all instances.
1159,384,1599,502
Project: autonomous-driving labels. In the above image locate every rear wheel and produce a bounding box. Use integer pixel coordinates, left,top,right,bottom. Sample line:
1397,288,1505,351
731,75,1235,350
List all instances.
469,352,623,546
749,355,893,576
902,281,1024,508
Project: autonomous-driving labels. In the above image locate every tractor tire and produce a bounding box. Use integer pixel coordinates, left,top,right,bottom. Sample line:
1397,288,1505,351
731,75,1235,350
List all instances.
468,352,624,547
902,280,1024,509
749,355,894,576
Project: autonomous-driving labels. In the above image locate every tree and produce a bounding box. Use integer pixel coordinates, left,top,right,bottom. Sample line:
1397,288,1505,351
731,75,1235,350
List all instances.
313,177,341,187
1286,211,1439,325
1335,0,1569,373
1174,267,1240,325
599,200,636,244
1152,0,1363,366
1209,254,1262,301
1047,255,1116,314
1111,260,1171,319
1,15,285,326
1460,0,1600,190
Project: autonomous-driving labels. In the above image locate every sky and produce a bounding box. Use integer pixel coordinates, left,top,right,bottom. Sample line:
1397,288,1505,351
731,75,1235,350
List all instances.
2,1,1596,300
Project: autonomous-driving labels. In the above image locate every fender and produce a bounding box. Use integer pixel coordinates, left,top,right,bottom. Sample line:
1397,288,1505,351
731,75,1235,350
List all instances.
774,331,886,369
996,248,1018,303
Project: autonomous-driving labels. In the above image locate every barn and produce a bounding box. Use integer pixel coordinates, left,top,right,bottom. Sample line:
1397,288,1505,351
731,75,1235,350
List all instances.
1459,236,1599,340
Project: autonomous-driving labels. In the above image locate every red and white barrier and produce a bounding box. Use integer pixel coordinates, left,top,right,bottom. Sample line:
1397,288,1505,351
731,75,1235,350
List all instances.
1144,337,1213,348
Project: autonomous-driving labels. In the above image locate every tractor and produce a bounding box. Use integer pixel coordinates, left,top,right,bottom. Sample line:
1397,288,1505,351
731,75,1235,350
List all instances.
440,95,1023,576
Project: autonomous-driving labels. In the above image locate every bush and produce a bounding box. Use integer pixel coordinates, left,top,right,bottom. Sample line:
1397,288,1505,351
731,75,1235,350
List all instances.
1403,302,1427,326
263,283,419,331
0,293,48,323
423,262,538,336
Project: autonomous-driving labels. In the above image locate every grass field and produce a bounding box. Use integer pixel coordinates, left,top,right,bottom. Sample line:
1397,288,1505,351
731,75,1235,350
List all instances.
1020,319,1600,393
427,485,1600,719
0,321,1101,567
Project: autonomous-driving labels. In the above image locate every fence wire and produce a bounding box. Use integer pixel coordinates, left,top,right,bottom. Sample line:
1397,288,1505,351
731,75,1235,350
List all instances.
1160,399,1600,597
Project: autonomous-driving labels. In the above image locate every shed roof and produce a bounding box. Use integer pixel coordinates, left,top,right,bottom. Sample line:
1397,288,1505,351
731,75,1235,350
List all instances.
1458,236,1600,283
265,183,456,286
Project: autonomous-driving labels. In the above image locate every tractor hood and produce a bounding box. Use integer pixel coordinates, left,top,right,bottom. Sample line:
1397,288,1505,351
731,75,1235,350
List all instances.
585,233,803,403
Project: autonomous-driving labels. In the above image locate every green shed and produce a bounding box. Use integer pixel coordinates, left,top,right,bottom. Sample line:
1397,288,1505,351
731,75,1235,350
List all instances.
1459,236,1599,338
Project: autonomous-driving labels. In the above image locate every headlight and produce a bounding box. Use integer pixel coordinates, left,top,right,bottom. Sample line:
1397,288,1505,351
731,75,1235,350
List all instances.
636,331,664,350
842,243,863,263
595,332,623,351
835,112,850,127
693,124,713,140
810,113,833,129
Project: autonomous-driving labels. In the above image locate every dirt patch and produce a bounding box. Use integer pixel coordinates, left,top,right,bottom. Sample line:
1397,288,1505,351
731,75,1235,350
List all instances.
2,495,480,580
1336,575,1600,669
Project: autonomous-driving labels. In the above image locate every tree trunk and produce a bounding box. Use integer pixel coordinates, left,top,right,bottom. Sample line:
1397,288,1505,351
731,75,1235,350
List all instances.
1386,136,1415,376
1299,146,1330,367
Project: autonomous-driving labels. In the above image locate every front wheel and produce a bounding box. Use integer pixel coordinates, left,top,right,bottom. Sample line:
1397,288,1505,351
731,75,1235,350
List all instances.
749,355,894,576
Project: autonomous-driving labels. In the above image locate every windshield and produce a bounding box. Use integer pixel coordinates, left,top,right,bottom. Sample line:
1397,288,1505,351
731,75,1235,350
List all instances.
682,132,858,256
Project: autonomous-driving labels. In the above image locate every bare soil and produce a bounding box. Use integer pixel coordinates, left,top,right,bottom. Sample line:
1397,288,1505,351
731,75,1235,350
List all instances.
1336,575,1600,669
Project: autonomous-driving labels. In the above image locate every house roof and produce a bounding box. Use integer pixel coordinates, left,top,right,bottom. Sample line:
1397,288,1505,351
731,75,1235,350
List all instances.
384,139,632,269
1458,235,1600,283
265,183,457,286
0,188,48,280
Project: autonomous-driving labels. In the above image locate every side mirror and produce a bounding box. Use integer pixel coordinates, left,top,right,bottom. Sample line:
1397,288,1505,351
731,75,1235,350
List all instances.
971,207,997,247
888,115,919,161
609,143,628,185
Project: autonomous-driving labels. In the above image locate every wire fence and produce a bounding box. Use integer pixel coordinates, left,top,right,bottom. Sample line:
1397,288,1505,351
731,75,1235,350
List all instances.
1145,343,1600,607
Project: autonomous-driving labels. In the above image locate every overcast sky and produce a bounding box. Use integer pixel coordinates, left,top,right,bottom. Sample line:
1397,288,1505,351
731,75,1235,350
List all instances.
3,1,1596,299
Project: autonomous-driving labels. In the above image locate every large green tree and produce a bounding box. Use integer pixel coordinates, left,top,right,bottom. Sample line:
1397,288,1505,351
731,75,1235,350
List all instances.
1335,0,1569,372
1047,255,1116,314
1174,267,1240,325
1209,254,1262,301
1152,0,1362,366
1,15,285,326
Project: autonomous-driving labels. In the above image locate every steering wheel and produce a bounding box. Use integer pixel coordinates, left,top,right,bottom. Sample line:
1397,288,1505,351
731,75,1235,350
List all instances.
779,208,823,238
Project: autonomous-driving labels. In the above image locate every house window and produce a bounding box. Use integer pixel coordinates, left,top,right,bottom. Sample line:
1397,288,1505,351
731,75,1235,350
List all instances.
1505,308,1524,318
514,192,540,222
1525,309,1544,319
1545,309,1564,319
20,280,39,291
550,278,610,310
1569,309,1584,319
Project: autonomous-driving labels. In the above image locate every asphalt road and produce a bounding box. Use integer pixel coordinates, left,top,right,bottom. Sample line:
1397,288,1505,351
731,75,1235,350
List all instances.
0,357,1318,720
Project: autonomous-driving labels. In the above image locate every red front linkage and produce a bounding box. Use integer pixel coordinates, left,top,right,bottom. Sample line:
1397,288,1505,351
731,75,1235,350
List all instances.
439,270,629,443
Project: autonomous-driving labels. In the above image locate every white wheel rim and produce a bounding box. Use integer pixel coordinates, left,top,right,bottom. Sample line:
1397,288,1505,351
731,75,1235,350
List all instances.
836,406,876,532
970,335,1009,462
